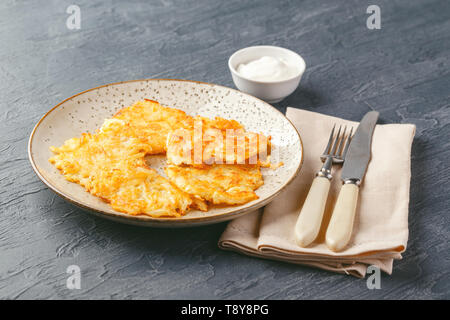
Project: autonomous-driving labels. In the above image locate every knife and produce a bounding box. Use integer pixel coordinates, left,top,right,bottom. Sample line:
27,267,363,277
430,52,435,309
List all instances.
325,111,379,252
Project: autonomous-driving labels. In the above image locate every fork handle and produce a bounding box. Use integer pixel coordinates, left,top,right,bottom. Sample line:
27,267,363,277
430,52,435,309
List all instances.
295,176,331,247
325,182,359,252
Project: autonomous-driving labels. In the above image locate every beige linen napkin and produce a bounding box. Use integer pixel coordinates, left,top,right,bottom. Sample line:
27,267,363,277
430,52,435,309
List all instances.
219,107,416,278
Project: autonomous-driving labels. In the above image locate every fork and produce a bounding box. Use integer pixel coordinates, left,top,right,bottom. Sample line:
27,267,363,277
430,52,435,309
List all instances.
294,125,353,247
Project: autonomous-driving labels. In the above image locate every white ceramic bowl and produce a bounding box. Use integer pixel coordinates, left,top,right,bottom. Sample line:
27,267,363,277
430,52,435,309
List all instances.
228,46,306,103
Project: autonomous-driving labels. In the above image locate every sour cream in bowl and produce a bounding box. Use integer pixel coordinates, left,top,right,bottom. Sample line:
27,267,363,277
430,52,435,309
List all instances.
228,46,306,103
237,56,299,82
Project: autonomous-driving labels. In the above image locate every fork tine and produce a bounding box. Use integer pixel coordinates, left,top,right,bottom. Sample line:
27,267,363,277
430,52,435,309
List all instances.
322,124,336,155
342,127,353,158
336,126,347,156
330,125,342,155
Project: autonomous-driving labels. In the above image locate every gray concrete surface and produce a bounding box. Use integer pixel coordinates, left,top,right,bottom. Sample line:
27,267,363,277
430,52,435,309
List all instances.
0,0,449,299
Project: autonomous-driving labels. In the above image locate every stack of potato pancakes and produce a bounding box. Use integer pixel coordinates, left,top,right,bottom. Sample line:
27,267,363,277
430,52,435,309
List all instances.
49,100,273,217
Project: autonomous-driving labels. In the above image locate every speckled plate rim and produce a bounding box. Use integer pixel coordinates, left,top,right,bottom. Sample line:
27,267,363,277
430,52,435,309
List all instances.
28,79,304,227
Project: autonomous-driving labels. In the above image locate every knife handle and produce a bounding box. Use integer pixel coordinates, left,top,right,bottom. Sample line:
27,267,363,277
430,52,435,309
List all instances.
325,182,359,252
295,176,331,247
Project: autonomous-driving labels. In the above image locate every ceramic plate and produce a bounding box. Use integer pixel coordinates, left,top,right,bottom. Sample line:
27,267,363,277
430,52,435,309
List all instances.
28,79,303,227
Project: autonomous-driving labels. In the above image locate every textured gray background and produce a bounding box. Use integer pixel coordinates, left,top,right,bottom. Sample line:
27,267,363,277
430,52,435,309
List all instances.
1,0,449,299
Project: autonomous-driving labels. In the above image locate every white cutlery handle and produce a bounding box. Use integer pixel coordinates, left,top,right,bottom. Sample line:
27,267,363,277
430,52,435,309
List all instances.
295,176,331,247
325,183,359,252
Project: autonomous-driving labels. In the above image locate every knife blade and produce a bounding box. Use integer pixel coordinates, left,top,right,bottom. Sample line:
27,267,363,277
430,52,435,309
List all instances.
340,111,379,184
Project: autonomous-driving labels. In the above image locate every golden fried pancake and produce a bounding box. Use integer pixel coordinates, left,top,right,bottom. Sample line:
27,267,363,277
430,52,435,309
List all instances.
113,99,193,154
165,164,263,206
166,116,271,166
49,118,193,217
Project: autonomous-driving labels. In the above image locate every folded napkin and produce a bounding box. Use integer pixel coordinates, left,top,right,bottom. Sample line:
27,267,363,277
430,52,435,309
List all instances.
218,107,416,278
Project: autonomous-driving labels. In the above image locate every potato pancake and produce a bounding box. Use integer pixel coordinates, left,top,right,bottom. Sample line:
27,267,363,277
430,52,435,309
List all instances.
165,164,263,207
49,118,193,217
166,116,271,166
113,99,193,154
